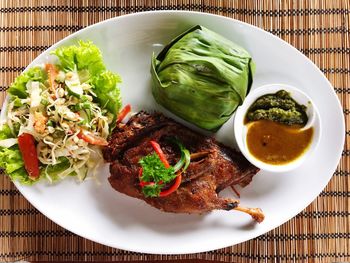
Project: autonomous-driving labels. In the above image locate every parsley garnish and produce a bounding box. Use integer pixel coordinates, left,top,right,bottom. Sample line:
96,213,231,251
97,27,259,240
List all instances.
139,153,176,197
141,184,161,198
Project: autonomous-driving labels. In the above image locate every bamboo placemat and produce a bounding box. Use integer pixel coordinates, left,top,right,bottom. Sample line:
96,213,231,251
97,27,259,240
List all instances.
0,0,349,262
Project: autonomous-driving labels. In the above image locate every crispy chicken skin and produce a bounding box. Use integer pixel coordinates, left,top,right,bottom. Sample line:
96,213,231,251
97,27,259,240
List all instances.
103,111,264,222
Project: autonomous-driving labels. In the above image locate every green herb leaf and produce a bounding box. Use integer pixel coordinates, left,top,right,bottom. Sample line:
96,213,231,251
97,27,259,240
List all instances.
142,184,162,198
139,153,176,184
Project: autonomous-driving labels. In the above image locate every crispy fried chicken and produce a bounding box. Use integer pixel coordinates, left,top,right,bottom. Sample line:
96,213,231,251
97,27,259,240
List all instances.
103,111,264,223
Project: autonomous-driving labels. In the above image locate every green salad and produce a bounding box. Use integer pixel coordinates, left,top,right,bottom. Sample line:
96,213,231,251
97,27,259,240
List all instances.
0,40,122,184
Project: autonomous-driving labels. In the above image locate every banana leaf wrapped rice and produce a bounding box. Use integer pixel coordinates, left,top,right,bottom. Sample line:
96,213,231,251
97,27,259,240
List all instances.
151,25,255,131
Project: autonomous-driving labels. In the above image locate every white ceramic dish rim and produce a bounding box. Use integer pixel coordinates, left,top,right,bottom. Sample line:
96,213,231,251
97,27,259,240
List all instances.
234,83,322,173
0,11,345,254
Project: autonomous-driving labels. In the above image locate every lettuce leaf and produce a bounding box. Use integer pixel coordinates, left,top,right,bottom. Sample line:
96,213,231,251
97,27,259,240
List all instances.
0,146,24,173
51,40,106,75
0,124,31,184
91,70,122,115
51,40,122,115
0,124,13,140
0,144,32,185
8,66,47,99
8,167,34,185
39,157,73,182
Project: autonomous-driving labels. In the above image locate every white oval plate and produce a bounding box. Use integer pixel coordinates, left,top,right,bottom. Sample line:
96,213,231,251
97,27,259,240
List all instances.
3,11,344,254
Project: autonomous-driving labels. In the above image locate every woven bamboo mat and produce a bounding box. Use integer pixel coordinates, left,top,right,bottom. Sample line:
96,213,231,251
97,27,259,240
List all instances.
0,0,349,262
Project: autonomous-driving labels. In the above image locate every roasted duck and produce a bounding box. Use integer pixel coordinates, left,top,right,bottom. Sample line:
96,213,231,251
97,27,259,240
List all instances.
103,111,264,222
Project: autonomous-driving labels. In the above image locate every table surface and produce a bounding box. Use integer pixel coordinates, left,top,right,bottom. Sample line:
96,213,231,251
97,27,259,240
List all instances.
0,0,349,262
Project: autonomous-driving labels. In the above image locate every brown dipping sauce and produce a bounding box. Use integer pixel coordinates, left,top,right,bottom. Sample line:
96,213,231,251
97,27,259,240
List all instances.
246,120,313,165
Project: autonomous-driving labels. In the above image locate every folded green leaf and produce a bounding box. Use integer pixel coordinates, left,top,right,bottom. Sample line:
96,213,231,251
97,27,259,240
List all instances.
151,25,255,131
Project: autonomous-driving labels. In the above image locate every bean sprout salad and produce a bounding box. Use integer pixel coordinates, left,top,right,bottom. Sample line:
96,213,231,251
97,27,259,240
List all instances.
0,41,122,184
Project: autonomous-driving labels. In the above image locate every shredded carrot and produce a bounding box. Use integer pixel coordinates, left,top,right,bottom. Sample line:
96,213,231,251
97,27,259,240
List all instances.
45,63,58,93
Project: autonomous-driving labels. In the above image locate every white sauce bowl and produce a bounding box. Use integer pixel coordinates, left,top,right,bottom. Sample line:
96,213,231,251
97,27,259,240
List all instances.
234,84,321,173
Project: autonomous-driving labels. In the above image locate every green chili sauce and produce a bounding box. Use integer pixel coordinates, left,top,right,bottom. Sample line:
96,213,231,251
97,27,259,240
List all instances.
245,90,313,165
245,90,308,125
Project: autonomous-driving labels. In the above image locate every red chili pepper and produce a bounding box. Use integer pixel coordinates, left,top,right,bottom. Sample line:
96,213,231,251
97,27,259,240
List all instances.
139,140,181,197
138,168,149,187
138,167,163,187
140,181,156,187
18,133,40,180
117,104,131,123
159,173,182,197
150,140,170,168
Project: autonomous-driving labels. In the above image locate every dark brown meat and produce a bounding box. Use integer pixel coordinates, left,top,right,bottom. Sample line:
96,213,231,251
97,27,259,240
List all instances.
104,111,264,222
